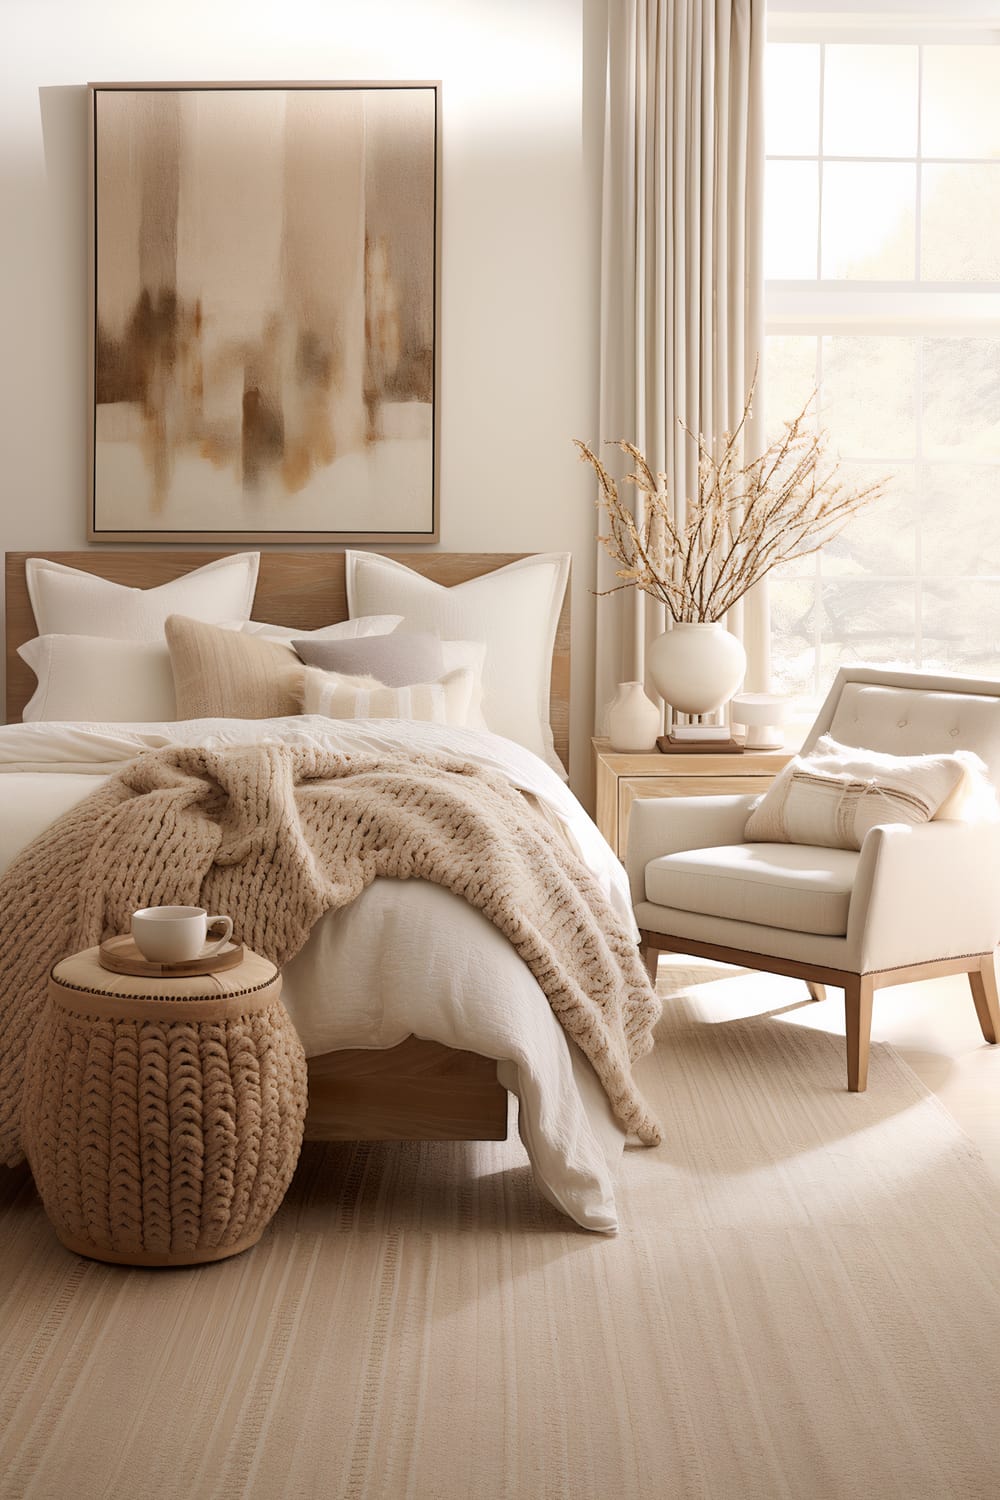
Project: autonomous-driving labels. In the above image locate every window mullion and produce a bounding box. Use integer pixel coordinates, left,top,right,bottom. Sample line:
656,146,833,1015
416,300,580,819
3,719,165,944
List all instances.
914,45,924,667
816,41,825,278
914,337,924,668
915,42,924,284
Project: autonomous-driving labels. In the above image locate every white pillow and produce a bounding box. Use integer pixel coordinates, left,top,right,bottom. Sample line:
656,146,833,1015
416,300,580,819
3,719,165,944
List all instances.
26,555,260,640
345,552,569,774
440,640,488,728
744,734,992,851
301,666,475,726
18,635,177,723
243,614,402,642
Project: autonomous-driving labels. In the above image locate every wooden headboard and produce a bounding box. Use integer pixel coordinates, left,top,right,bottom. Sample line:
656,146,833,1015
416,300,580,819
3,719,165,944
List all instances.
4,552,571,770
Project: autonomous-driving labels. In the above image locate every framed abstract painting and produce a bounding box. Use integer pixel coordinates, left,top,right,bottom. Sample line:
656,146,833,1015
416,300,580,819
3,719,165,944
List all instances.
88,81,440,543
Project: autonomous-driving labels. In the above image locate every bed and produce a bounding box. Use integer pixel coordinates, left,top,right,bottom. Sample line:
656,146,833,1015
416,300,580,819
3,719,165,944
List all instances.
0,550,652,1231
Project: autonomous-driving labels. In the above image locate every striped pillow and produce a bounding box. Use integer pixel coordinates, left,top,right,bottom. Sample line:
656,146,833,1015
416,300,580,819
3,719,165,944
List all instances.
300,666,475,726
744,735,982,851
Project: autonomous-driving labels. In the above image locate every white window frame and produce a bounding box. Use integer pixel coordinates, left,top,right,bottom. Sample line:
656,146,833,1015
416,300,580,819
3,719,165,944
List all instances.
764,3,1000,700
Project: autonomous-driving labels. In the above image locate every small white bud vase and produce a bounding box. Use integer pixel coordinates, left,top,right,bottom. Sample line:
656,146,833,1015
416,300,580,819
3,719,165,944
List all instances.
607,681,661,752
647,623,747,717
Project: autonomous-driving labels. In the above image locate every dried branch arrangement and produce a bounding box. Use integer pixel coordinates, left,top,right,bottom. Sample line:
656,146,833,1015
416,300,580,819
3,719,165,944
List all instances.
575,371,889,623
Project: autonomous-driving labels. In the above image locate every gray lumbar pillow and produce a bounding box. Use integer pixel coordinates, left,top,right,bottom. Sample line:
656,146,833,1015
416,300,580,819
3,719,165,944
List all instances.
291,631,445,687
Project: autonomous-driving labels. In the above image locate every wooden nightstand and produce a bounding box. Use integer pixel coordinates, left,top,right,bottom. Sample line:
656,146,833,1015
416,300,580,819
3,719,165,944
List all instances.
593,737,794,858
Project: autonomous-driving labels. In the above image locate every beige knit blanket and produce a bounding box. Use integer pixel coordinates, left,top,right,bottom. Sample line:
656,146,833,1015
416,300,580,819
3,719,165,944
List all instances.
0,744,662,1167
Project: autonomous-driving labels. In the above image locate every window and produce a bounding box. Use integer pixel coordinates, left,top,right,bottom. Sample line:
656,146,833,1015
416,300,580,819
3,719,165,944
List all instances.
764,19,1000,701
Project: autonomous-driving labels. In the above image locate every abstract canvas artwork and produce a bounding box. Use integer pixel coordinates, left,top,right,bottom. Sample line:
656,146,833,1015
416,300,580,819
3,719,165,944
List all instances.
89,83,440,542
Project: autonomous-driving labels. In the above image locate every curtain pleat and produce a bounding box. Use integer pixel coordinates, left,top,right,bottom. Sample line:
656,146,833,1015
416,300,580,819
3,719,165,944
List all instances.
595,0,769,731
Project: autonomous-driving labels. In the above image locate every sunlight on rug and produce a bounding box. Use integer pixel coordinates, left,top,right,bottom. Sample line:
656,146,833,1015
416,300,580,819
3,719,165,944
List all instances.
2,960,1000,1500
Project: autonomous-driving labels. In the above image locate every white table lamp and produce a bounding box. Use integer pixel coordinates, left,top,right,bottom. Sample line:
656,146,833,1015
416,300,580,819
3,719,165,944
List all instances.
730,693,791,750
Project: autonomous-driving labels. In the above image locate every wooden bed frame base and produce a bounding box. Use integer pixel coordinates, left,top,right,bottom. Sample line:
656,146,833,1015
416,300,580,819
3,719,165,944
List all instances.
5,550,565,1145
304,1037,508,1141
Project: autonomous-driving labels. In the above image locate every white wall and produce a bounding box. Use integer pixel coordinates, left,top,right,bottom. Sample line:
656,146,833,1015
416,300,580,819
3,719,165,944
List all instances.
1,0,606,803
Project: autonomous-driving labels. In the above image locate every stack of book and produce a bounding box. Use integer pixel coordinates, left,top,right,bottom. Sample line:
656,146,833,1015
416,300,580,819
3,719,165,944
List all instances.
656,724,744,754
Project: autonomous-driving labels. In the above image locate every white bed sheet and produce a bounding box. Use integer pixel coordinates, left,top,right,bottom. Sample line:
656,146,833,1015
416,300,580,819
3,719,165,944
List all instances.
0,718,636,1232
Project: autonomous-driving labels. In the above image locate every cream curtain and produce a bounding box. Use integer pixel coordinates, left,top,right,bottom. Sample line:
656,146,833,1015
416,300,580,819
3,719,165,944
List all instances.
595,0,769,727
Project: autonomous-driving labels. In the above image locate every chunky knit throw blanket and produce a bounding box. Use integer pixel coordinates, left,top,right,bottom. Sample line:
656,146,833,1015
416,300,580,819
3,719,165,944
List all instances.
0,743,662,1166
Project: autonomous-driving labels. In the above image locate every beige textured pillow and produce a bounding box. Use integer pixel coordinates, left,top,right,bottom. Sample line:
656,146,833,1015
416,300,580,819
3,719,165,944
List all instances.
744,735,981,851
300,665,475,726
166,615,303,720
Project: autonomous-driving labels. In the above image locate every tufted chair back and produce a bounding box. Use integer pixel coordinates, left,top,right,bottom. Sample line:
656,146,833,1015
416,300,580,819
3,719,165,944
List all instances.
801,668,1000,787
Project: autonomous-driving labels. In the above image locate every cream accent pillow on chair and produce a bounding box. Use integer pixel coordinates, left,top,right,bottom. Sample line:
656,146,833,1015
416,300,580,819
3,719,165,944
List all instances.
166,616,303,720
744,734,989,851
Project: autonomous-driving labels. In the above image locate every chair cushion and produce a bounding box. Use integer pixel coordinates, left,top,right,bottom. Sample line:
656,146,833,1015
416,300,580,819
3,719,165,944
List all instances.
644,843,860,936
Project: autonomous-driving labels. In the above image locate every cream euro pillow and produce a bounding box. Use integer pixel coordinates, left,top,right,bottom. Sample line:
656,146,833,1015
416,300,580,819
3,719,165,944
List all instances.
744,734,994,851
439,641,488,727
301,666,475,726
345,551,569,774
166,616,303,720
18,635,177,722
27,555,259,639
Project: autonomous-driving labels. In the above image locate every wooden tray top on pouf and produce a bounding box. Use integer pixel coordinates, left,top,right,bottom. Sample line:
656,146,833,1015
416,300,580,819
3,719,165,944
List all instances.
21,946,307,1268
98,934,246,977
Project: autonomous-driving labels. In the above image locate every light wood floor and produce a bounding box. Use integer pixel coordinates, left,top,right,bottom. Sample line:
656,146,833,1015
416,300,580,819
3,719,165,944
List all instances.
658,957,1000,1190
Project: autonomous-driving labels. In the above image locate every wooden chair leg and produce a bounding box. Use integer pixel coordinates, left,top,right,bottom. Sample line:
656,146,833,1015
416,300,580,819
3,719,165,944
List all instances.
806,982,826,1003
968,953,1000,1045
844,976,874,1092
643,944,660,983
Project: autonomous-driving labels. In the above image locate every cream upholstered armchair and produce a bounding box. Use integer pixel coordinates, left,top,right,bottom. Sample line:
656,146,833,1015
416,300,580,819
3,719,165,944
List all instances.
627,667,1000,1091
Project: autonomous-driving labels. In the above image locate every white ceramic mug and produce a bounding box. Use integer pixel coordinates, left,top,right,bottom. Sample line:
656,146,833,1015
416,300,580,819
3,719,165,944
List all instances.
131,906,234,964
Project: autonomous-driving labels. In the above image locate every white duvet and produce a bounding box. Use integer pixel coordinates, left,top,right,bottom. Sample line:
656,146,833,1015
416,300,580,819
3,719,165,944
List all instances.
0,716,638,1233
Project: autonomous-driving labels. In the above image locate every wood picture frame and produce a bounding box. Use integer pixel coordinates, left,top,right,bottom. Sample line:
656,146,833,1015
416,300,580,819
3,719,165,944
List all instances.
88,81,442,544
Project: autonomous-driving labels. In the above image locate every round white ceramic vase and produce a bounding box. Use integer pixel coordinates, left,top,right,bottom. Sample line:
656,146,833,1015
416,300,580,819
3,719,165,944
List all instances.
646,623,747,717
607,681,661,752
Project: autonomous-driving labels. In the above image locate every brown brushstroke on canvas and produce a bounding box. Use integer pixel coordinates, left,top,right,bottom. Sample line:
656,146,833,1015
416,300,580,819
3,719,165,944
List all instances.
277,89,365,492
97,291,205,512
96,92,187,512
241,315,285,490
94,87,435,527
363,94,434,416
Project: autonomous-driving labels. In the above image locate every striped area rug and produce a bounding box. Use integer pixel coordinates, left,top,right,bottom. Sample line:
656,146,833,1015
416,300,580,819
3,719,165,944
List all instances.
3,967,1000,1500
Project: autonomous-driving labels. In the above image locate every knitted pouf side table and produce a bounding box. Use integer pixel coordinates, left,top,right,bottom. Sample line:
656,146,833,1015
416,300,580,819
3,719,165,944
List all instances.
22,946,308,1267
